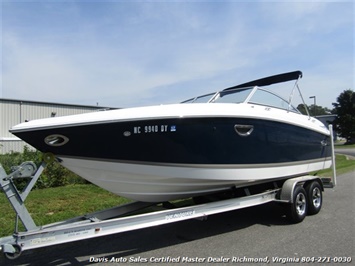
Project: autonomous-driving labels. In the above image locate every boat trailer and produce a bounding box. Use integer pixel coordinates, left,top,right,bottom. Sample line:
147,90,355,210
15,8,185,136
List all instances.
0,126,337,260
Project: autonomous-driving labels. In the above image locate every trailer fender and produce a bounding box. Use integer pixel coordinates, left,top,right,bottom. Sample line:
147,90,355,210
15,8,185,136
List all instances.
280,176,323,203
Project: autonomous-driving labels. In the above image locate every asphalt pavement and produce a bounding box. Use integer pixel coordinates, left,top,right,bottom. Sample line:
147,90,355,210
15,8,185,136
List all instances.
1,171,354,266
335,147,355,157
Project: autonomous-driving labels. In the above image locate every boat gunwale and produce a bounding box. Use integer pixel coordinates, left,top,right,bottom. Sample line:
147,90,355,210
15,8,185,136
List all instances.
10,104,330,136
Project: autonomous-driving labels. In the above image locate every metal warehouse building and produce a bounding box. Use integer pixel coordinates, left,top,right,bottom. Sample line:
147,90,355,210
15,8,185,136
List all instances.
0,98,112,154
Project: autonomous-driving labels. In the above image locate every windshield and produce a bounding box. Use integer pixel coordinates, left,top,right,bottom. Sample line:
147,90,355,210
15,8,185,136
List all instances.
181,93,215,103
181,88,253,104
213,88,253,103
181,87,299,113
249,89,299,112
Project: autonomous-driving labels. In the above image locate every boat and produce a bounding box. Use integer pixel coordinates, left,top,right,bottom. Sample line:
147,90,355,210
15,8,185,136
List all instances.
9,71,332,202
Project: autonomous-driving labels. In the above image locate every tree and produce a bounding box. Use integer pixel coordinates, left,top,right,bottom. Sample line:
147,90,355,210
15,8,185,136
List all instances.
332,89,355,144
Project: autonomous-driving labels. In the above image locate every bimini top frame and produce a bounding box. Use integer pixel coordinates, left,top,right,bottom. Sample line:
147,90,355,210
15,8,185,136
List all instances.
223,70,303,91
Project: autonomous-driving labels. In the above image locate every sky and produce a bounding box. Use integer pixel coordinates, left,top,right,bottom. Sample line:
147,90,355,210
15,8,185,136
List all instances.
1,0,354,109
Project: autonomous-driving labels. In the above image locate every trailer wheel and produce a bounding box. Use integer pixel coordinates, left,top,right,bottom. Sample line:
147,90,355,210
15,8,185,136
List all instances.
306,181,322,215
287,186,307,223
4,244,22,260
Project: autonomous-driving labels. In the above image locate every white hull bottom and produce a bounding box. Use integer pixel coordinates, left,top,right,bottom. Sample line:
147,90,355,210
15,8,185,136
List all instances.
61,157,332,202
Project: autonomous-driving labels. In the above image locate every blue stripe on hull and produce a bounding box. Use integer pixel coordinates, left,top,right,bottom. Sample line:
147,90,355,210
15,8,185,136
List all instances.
14,118,331,165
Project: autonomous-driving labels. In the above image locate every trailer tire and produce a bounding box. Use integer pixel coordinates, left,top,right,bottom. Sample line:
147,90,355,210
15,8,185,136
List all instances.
4,244,22,260
306,181,322,215
286,186,307,223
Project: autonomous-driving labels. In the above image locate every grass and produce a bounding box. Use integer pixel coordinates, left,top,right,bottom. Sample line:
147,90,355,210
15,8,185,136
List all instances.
0,185,130,237
311,154,355,177
313,154,355,177
0,154,354,238
334,143,355,149
334,155,355,174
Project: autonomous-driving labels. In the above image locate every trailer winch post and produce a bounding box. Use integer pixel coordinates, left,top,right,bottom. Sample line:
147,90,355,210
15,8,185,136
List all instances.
0,162,46,231
329,124,337,187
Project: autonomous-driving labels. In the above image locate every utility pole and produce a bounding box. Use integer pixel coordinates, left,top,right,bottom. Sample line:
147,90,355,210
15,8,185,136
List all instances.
309,96,316,116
